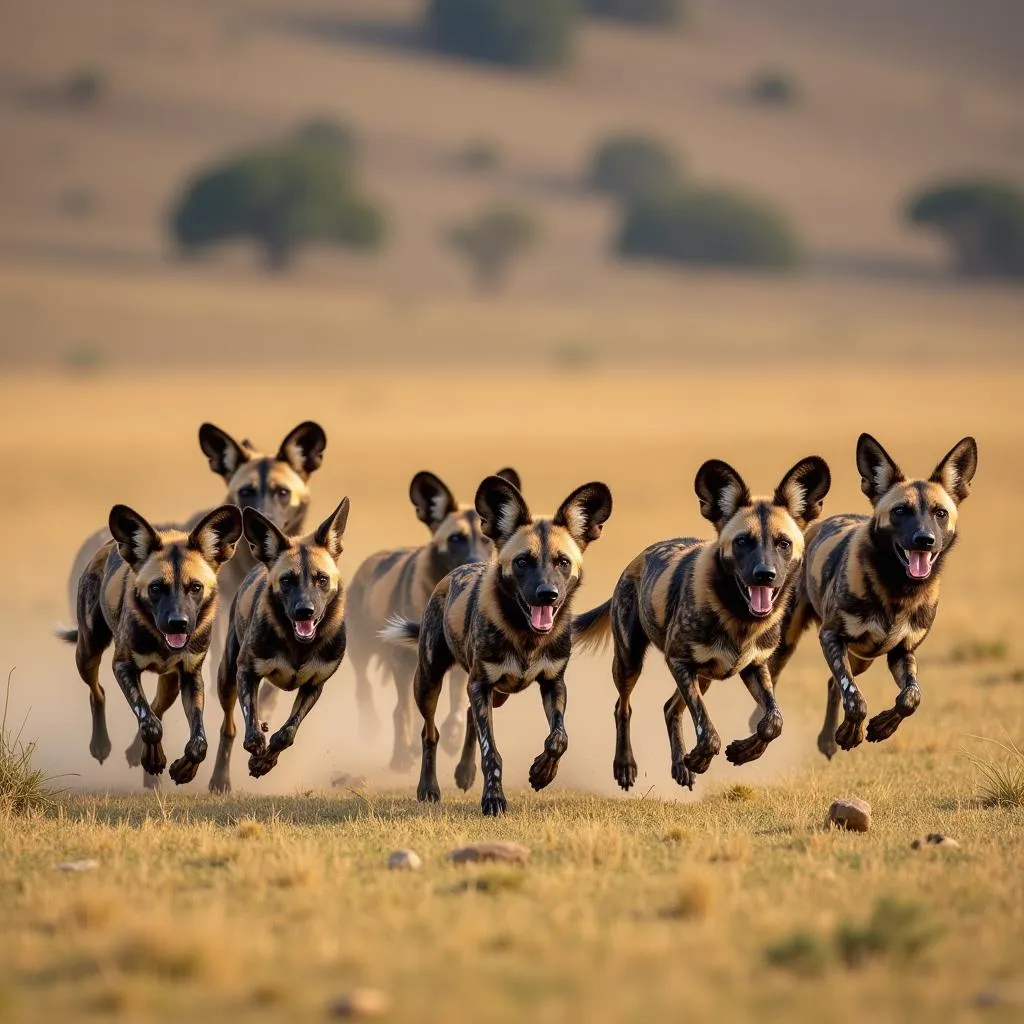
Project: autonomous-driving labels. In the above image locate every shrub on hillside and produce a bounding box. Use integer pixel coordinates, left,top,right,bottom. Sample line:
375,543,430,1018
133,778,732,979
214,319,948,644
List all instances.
584,0,683,26
170,141,384,271
446,204,538,289
906,179,1024,279
426,0,578,69
616,187,801,269
587,134,680,201
292,117,358,162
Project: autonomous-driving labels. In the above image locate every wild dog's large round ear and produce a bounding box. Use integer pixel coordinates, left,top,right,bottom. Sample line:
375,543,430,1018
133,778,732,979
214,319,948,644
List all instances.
929,437,978,505
276,421,327,480
242,507,290,567
694,460,751,529
409,472,458,532
109,504,161,571
199,424,249,483
495,467,522,492
554,482,613,550
856,433,905,505
773,456,831,529
475,475,531,547
188,505,243,570
314,497,351,560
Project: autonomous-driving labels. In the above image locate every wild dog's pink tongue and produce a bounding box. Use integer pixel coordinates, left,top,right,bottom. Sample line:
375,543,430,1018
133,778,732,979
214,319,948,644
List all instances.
908,551,932,579
164,633,189,650
295,620,316,640
530,605,554,631
749,587,774,615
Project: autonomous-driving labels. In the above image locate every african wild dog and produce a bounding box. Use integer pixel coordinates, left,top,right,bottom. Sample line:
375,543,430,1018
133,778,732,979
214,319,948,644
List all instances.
573,457,830,791
64,421,327,778
208,498,350,793
346,468,520,769
766,434,977,758
382,475,612,816
57,504,242,784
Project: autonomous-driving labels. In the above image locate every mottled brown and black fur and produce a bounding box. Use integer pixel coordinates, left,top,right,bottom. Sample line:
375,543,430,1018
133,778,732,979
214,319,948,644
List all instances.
57,504,242,785
767,434,978,758
574,457,830,791
209,498,350,793
345,468,520,770
64,422,327,775
382,476,612,816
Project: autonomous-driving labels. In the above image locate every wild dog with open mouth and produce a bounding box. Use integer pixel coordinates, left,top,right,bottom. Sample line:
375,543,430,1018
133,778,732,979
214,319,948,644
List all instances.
208,498,350,793
573,457,830,791
346,468,520,769
766,434,977,758
56,504,242,783
382,476,612,816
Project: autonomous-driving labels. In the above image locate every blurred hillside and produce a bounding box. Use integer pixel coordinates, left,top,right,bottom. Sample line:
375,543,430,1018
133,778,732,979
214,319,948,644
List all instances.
1,0,1022,368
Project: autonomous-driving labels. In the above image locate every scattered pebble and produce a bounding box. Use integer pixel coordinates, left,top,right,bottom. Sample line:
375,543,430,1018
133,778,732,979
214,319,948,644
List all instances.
825,797,872,833
328,988,391,1018
56,859,99,872
448,841,530,865
387,849,422,871
911,833,960,850
332,772,368,790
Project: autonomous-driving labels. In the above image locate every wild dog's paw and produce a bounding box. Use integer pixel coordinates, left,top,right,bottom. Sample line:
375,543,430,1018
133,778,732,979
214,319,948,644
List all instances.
139,717,163,745
208,773,232,795
866,708,904,744
481,787,508,817
169,756,201,786
248,750,280,778
529,751,561,791
242,732,267,758
725,734,768,766
417,777,441,803
835,718,866,751
613,756,638,792
816,729,839,760
90,730,112,765
683,744,717,776
141,742,166,777
671,759,695,790
438,714,465,757
454,759,476,792
896,683,921,717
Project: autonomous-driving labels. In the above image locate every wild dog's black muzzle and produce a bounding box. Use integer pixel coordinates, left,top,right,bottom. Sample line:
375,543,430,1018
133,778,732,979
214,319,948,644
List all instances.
751,564,777,586
910,530,936,550
293,602,316,622
534,584,560,606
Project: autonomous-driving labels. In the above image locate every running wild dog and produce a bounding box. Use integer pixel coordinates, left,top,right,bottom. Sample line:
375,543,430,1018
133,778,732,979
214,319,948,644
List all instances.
767,434,978,758
382,475,613,816
209,498,350,793
346,467,521,769
573,457,830,791
57,504,242,784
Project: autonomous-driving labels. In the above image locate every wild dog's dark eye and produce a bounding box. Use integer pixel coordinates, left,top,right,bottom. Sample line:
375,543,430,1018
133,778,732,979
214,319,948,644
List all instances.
892,505,911,517
315,573,330,588
556,556,572,570
239,485,257,500
279,573,296,591
276,487,291,500
933,507,948,520
449,533,467,545
734,535,754,549
148,580,165,596
776,537,792,553
187,581,203,595
514,555,530,570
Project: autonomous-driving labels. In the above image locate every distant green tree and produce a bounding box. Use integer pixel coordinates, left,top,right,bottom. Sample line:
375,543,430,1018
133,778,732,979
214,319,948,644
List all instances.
292,117,357,163
906,180,1024,279
426,0,578,69
584,0,683,26
617,187,801,269
588,134,680,201
446,204,538,289
170,142,384,271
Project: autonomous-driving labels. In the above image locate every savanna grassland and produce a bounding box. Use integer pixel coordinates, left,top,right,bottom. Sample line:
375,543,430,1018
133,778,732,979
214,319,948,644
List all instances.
2,1,1024,1021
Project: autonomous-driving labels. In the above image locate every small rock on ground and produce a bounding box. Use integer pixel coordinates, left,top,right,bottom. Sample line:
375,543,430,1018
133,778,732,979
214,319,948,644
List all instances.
826,797,872,832
328,988,391,1018
56,859,99,872
331,772,368,789
448,841,530,865
387,849,422,871
911,833,960,850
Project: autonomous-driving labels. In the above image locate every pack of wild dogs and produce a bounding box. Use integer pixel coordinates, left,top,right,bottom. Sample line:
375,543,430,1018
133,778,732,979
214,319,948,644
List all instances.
57,421,978,816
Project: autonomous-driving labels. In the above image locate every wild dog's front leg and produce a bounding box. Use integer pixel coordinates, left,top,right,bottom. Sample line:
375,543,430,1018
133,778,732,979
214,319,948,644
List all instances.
819,628,868,750
469,678,506,816
249,682,324,778
726,663,783,766
867,645,921,744
529,674,568,791
667,657,720,775
237,664,266,758
453,710,478,792
113,659,166,777
439,666,469,758
169,668,208,785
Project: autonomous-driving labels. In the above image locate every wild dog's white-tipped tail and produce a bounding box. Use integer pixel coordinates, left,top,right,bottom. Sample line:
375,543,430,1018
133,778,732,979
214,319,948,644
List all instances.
572,600,613,655
53,624,78,645
378,616,421,649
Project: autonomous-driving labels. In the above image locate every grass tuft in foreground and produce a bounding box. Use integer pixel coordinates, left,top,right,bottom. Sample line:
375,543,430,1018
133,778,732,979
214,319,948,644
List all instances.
0,670,55,816
967,734,1024,808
